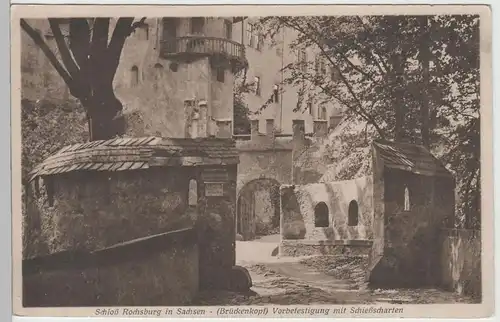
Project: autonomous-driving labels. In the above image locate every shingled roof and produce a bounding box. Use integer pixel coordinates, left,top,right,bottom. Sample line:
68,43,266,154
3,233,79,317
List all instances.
372,140,452,178
29,137,239,182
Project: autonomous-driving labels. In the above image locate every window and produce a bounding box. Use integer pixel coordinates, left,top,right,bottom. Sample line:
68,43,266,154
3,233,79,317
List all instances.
224,20,232,39
256,33,264,51
348,200,359,226
330,66,341,81
154,63,163,80
216,67,225,83
314,202,329,227
318,106,327,120
254,76,261,96
162,18,178,40
298,48,307,72
320,58,327,76
246,22,255,47
307,102,313,115
191,17,204,34
246,22,262,49
189,179,198,207
404,186,411,211
131,65,139,87
315,55,327,76
273,84,280,103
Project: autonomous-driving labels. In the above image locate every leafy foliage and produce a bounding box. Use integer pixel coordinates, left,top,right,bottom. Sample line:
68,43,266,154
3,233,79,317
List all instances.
233,72,253,135
258,15,480,228
21,98,88,182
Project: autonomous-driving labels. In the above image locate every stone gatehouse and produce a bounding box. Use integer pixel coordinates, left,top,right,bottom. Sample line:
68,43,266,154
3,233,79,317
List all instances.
23,136,251,306
279,139,455,287
235,117,342,240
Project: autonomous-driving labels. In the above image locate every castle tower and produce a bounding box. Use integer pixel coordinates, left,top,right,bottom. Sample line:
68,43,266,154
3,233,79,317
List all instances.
116,17,247,138
20,18,247,139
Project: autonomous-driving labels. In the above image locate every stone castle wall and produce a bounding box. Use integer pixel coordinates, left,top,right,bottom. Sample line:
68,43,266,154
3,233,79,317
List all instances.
235,118,339,240
370,166,456,287
279,176,374,257
24,167,194,257
23,228,199,307
440,229,481,299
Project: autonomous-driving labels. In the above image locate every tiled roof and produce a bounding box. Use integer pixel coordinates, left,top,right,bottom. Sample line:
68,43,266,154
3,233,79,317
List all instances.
29,137,238,181
372,140,452,178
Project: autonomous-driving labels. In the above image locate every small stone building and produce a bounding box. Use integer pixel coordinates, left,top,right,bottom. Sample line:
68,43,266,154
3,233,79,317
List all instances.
24,136,248,306
280,139,455,287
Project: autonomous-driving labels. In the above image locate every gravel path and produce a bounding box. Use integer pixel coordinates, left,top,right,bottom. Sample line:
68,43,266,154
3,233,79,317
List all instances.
193,237,478,305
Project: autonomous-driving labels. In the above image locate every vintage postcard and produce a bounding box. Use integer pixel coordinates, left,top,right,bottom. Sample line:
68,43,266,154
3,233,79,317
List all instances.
11,4,493,319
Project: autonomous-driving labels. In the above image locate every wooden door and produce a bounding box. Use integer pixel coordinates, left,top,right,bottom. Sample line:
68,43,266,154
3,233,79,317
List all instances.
237,188,255,241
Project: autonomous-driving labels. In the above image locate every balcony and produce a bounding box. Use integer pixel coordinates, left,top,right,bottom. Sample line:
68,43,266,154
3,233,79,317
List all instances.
159,36,247,73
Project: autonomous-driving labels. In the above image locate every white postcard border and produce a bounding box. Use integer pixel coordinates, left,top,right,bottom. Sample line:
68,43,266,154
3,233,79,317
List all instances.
9,1,497,320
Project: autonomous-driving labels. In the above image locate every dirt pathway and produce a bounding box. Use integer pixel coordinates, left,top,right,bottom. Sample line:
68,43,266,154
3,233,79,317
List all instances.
194,236,478,305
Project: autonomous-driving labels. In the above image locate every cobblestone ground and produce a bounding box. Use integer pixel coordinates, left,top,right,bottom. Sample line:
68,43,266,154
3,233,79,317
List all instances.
193,237,478,306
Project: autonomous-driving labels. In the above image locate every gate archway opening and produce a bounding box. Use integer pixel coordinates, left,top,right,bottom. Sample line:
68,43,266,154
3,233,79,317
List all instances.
237,178,281,241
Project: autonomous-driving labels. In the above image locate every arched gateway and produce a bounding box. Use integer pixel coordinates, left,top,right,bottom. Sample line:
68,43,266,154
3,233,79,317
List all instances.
237,178,281,241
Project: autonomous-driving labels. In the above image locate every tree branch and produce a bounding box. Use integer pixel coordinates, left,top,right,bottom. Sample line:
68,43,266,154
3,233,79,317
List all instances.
107,17,146,77
334,49,379,83
20,19,72,86
89,18,110,59
355,16,390,74
276,17,386,139
48,19,81,79
69,18,91,69
302,19,380,82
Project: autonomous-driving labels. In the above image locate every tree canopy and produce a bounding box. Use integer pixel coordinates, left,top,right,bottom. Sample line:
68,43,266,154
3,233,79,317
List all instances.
258,15,480,228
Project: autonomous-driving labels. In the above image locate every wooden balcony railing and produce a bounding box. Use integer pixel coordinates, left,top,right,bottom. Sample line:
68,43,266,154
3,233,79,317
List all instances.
160,36,247,71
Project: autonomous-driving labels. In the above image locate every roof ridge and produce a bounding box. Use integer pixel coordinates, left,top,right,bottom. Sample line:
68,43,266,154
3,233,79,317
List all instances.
28,137,239,182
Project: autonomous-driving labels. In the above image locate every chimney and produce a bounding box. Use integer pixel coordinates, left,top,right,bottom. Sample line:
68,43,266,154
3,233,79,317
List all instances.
329,114,343,131
216,120,232,138
250,119,260,140
313,120,328,138
266,119,275,140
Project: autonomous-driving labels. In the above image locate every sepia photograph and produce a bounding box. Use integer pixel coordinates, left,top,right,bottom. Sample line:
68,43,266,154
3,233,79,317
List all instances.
12,4,493,318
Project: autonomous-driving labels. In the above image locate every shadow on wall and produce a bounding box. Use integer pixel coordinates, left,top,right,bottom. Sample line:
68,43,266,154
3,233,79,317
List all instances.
23,228,199,307
280,186,306,240
370,227,440,289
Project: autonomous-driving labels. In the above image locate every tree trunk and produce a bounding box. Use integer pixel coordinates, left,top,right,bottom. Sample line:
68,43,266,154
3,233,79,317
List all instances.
419,16,431,147
391,55,405,141
84,91,125,141
83,62,126,141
